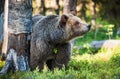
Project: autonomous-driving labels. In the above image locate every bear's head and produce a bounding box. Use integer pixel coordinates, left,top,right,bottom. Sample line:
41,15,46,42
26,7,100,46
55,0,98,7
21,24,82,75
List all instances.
60,14,91,41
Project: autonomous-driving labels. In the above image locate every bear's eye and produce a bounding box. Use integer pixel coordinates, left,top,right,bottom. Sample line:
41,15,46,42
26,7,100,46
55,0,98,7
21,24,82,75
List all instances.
75,21,79,25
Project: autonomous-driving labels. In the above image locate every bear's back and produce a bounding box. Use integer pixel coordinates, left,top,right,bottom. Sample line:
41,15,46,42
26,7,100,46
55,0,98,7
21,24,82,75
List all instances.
32,15,60,37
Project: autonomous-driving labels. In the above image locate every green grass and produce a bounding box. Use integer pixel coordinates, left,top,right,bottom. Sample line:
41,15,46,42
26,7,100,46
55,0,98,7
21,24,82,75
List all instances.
0,47,120,79
1,23,120,79
75,28,109,46
0,58,5,70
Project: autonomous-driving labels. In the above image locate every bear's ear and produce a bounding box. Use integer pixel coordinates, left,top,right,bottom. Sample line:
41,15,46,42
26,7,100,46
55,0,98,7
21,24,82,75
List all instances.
60,15,68,27
60,14,69,24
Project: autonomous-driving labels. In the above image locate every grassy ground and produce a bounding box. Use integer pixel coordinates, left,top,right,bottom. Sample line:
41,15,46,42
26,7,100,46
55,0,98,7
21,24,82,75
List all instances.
0,48,120,79
0,27,120,79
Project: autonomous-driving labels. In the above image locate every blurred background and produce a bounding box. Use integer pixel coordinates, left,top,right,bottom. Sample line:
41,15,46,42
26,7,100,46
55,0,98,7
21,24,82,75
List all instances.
33,0,120,41
0,0,120,78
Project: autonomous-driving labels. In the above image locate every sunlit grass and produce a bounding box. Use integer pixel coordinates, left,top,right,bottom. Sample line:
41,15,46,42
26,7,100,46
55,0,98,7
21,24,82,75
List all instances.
0,58,5,70
0,47,120,79
72,49,114,64
0,28,120,78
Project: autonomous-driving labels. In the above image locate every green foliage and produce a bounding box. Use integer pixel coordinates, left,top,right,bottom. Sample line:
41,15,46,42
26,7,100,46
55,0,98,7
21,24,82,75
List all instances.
105,24,114,39
96,17,109,25
0,60,5,70
1,48,120,79
72,44,99,55
75,28,108,46
1,21,120,79
1,14,120,79
1,0,120,78
53,48,58,54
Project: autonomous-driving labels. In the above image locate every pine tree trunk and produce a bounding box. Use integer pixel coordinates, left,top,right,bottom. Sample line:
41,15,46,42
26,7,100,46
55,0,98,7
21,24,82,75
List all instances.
41,0,46,15
1,0,9,60
0,0,5,55
63,0,77,15
91,1,97,39
55,0,60,15
0,14,3,54
0,0,32,74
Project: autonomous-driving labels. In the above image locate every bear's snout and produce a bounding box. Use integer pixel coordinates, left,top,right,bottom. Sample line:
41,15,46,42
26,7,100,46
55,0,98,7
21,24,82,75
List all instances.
87,24,91,31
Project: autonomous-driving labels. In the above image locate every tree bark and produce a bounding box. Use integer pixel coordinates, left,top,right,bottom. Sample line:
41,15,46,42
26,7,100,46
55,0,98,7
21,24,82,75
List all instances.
0,0,32,74
1,0,9,60
0,0,5,55
55,0,60,15
0,0,5,14
41,0,46,15
0,15,3,55
91,0,97,39
63,0,77,15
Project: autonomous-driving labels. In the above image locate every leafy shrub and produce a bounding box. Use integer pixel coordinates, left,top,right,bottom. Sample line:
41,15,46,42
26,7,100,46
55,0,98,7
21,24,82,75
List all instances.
0,22,120,79
0,48,120,79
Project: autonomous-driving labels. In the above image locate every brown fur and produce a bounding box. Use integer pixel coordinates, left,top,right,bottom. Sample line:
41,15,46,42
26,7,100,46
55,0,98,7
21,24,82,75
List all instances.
30,14,91,71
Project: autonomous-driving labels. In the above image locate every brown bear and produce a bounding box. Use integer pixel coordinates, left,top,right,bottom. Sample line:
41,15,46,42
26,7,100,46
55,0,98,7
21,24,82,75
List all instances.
30,14,91,71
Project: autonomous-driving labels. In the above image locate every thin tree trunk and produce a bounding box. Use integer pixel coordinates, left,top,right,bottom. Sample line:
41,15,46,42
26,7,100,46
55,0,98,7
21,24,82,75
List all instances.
91,0,97,39
1,0,9,60
91,1,96,27
55,0,60,15
63,0,77,15
0,0,5,54
81,1,87,20
41,0,46,15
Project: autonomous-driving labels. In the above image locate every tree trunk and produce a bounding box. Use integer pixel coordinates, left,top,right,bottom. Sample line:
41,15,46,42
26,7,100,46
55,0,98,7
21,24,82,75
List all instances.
63,0,77,15
0,0,5,14
55,0,60,15
0,15,3,55
1,0,9,61
0,0,5,55
41,0,46,15
63,0,77,46
91,0,97,39
0,0,32,74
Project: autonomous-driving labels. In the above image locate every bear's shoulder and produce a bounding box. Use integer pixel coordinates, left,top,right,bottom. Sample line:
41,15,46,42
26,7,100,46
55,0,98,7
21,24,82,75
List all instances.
34,15,60,29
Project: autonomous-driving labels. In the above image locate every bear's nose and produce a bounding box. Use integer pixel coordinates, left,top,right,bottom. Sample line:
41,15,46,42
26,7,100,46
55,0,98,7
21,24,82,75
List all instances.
87,24,91,30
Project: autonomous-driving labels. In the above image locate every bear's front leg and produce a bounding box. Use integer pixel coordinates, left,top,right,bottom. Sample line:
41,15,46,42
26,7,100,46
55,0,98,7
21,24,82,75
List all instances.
47,42,71,70
30,54,44,71
30,39,48,71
